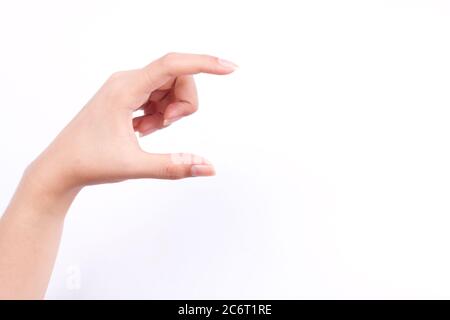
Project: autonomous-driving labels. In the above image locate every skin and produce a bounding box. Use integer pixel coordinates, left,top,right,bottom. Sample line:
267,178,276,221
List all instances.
0,53,237,299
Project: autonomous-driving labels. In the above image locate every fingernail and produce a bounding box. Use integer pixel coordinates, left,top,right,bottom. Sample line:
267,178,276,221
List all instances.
163,116,183,127
217,58,239,70
191,165,215,177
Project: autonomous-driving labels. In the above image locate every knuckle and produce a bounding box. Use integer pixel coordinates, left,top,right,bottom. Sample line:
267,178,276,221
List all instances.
105,71,134,100
161,52,178,65
106,71,126,91
160,52,180,74
163,52,180,60
162,164,185,180
108,71,125,83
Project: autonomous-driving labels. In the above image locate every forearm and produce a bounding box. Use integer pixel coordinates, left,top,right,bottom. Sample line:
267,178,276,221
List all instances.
0,53,233,299
0,165,80,299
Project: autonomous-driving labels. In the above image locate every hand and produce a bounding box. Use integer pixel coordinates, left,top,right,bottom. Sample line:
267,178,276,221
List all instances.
26,53,237,196
0,53,237,299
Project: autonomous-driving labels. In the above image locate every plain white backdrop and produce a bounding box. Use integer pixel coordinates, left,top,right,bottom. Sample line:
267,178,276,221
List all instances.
1,0,450,299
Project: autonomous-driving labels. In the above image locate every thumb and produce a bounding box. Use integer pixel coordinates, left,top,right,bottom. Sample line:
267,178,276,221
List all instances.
130,152,215,180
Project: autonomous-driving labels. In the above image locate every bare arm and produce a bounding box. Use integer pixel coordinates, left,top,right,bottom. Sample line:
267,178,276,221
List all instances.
0,53,237,299
0,170,79,299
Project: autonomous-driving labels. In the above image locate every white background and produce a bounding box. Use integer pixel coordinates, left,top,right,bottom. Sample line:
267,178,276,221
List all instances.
0,0,450,299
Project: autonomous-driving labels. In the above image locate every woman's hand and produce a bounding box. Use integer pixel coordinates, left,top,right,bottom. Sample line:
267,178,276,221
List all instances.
27,53,237,197
0,53,237,299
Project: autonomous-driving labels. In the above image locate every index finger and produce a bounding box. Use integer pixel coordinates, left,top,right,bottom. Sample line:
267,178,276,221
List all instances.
139,52,238,93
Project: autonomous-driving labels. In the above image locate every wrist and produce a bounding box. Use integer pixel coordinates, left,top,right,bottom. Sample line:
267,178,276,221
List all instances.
12,160,82,219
